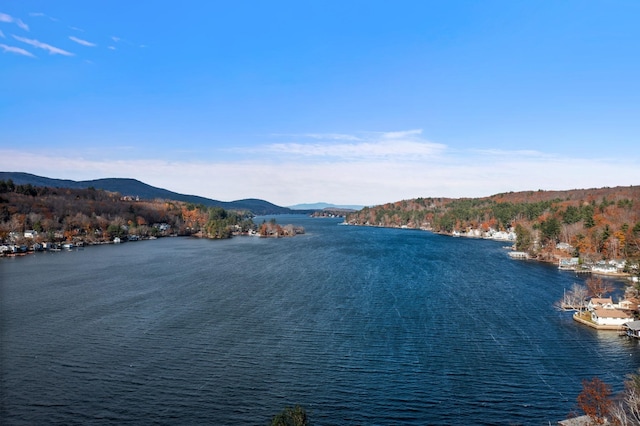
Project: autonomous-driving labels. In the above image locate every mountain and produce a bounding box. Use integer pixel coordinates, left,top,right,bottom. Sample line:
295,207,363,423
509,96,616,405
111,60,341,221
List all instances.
288,202,364,211
0,172,293,215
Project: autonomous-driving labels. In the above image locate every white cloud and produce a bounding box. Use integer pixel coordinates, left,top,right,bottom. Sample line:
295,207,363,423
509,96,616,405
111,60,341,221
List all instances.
110,35,145,48
0,43,35,57
0,13,29,31
1,138,638,207
265,140,445,159
12,35,74,56
0,29,4,38
259,129,446,160
378,129,424,139
69,36,96,47
301,133,362,141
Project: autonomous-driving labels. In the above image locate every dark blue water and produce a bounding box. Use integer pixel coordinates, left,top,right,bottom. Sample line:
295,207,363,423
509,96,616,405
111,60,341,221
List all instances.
2,215,639,425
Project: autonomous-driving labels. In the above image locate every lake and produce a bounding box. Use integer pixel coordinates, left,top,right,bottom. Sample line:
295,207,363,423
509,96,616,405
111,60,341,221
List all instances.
2,215,639,425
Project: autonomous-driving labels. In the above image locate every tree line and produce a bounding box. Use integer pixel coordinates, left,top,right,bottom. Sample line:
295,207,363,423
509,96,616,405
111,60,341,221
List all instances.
346,186,640,265
0,179,257,244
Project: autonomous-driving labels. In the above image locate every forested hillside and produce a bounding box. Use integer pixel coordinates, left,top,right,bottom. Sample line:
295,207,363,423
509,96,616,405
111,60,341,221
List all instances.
0,179,256,244
346,186,640,264
0,172,294,215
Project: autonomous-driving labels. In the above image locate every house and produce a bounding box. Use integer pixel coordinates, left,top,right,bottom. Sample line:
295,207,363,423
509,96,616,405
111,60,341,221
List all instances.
508,251,528,259
559,257,579,270
616,299,638,311
558,414,596,426
591,307,634,327
587,297,614,310
24,230,37,239
591,261,620,275
556,242,574,252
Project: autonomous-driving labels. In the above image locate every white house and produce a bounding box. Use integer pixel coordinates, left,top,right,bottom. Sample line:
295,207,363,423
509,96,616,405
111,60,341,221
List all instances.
617,299,638,311
556,242,574,251
24,230,37,238
558,257,579,270
587,297,614,310
591,307,634,326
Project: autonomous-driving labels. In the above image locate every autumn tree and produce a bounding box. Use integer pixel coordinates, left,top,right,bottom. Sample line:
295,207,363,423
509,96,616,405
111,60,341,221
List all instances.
577,377,613,424
586,276,613,298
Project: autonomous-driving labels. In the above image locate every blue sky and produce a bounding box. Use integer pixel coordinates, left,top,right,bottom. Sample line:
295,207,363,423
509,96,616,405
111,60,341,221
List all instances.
1,1,638,206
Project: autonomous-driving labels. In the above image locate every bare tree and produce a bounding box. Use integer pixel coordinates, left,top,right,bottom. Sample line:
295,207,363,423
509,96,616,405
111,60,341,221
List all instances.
557,283,589,311
610,370,640,426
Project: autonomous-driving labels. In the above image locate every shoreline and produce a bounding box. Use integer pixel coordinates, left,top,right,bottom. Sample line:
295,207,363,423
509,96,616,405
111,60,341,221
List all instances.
572,312,624,331
342,222,635,278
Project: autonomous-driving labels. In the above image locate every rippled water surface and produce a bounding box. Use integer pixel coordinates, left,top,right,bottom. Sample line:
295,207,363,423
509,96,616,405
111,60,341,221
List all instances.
2,215,640,425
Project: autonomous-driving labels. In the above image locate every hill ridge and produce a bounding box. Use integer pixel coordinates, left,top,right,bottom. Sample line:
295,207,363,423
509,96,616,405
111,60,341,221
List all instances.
0,172,294,215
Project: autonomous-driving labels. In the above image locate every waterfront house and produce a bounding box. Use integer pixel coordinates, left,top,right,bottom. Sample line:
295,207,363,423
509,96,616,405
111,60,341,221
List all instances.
558,414,596,425
591,261,621,275
616,299,638,311
591,307,634,327
587,297,614,310
508,251,529,259
558,257,579,270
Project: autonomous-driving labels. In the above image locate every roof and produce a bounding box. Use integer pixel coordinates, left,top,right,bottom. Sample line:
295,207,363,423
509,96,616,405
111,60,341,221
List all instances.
593,307,633,319
558,415,594,426
558,415,593,426
626,320,640,331
590,297,613,305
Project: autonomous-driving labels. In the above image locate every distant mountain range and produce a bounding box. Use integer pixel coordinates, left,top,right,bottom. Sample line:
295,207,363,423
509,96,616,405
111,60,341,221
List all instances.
288,202,364,211
0,172,308,216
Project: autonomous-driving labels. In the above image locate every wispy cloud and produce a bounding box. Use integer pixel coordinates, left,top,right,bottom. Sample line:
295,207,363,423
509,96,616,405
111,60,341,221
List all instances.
0,29,5,38
28,12,58,22
111,35,145,48
259,129,446,160
303,133,362,141
378,129,424,139
12,35,74,56
69,35,96,47
0,12,29,31
0,43,35,57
